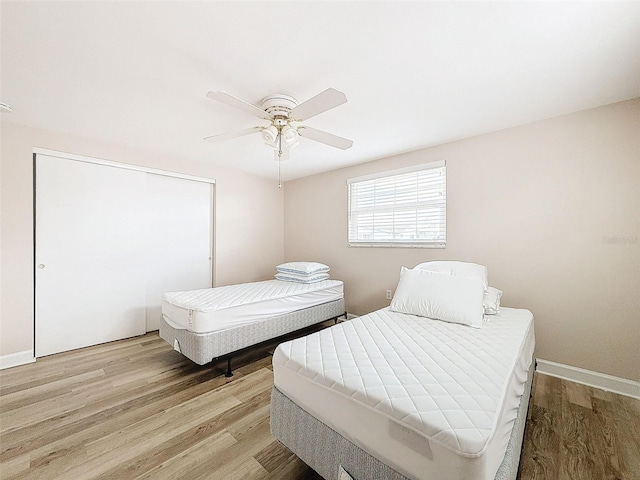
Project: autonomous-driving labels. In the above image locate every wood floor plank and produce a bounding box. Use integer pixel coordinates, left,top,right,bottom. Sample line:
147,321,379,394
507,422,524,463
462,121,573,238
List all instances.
0,452,30,479
196,454,270,480
564,380,593,409
181,415,274,480
596,394,640,479
53,396,241,480
590,396,630,479
0,365,214,462
560,398,602,479
621,394,640,419
84,393,241,458
89,374,274,479
519,373,564,479
1,347,183,423
254,439,324,479
0,338,147,390
1,371,111,432
192,455,268,480
262,452,323,480
133,429,238,480
0,369,103,414
2,332,639,480
254,439,298,473
519,403,562,479
4,378,240,480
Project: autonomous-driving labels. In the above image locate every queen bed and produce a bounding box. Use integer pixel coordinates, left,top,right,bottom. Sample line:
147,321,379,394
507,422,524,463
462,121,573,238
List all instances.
159,270,345,375
270,261,535,480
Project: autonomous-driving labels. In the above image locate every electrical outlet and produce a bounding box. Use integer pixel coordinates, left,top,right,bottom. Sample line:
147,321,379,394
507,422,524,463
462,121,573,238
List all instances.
386,289,392,300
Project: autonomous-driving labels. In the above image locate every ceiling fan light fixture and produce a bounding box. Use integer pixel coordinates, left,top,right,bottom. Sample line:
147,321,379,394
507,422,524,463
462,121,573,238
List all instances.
261,125,278,146
281,125,299,146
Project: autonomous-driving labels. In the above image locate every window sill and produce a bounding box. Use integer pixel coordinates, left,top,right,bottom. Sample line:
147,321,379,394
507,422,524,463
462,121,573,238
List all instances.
348,243,446,249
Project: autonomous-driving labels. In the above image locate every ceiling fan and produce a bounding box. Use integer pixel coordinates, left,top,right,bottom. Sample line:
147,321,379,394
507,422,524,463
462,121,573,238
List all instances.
204,88,353,166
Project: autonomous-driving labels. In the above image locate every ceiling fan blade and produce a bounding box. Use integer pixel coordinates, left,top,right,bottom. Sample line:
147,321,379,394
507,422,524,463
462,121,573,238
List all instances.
206,91,273,120
289,88,347,121
298,126,353,150
203,126,263,143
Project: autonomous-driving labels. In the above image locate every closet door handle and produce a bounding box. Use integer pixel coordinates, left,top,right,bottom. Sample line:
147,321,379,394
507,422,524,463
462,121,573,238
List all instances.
37,264,45,269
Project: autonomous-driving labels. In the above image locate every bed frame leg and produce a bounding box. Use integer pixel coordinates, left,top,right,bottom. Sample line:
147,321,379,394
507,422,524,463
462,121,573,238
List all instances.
334,311,348,324
225,358,233,378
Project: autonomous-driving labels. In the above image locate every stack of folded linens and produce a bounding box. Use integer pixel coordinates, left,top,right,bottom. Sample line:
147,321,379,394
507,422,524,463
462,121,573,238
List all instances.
275,262,330,284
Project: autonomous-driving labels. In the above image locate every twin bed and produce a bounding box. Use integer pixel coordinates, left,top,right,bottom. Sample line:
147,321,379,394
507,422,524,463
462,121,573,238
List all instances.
163,262,535,480
271,306,535,480
160,276,345,375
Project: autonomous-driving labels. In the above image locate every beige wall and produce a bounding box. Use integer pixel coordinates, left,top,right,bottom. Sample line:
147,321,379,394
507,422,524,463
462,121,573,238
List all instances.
0,121,284,357
284,99,640,382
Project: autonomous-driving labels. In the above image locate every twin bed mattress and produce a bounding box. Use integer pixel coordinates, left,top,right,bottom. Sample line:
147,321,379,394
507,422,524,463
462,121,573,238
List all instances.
272,307,535,480
162,279,344,333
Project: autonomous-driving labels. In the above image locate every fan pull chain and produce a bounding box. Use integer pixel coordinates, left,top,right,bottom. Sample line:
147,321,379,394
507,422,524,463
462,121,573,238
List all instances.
277,128,283,188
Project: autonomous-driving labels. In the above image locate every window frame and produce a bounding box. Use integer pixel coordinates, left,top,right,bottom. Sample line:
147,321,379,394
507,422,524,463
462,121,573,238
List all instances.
347,160,446,248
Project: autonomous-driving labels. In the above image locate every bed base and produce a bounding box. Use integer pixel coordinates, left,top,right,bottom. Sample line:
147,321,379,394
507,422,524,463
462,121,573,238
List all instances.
160,298,346,375
270,358,535,480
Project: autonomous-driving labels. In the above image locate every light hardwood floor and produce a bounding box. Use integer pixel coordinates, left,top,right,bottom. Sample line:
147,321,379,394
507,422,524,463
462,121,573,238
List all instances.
1,327,638,480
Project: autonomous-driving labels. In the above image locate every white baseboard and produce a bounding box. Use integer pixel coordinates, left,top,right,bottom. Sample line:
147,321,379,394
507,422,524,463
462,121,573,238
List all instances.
346,313,359,320
536,358,640,400
0,350,36,370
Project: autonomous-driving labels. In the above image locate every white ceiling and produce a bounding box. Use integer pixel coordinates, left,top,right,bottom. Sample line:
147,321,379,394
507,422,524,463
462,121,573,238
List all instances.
2,1,639,181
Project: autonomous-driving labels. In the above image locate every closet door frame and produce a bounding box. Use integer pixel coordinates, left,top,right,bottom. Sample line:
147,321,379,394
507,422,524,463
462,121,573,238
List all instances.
33,148,216,357
34,148,216,191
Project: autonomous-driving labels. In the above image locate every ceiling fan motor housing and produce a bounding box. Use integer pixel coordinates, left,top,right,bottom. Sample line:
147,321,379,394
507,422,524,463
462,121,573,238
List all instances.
261,94,298,118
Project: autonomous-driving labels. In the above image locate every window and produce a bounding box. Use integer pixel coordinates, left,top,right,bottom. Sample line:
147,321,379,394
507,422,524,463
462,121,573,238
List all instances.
348,161,446,248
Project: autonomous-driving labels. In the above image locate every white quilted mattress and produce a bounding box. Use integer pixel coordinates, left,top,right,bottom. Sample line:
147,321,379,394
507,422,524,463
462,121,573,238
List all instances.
273,307,535,480
161,279,344,334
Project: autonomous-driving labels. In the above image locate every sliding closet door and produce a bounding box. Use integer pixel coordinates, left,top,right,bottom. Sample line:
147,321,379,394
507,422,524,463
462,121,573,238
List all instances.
144,174,213,331
35,155,147,357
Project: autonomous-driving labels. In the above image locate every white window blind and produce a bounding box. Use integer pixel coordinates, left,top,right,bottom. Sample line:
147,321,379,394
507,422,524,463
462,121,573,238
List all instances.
348,161,446,248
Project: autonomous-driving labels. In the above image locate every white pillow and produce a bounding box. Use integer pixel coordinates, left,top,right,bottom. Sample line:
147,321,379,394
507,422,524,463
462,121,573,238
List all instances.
483,286,503,315
413,261,488,290
391,268,485,328
275,272,330,283
276,262,330,275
